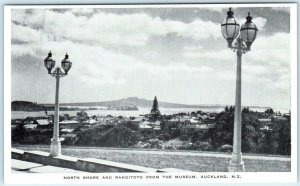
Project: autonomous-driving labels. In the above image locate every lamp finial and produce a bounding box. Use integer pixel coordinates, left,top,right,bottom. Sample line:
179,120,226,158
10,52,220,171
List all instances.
227,7,234,18
246,12,252,23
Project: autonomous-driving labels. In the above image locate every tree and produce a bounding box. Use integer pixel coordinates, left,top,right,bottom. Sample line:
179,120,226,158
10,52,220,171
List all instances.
98,126,138,147
258,131,276,154
150,96,161,121
208,106,260,152
242,107,250,114
191,131,206,143
207,107,234,148
274,120,291,155
12,124,27,143
264,108,274,115
123,121,139,131
76,110,89,124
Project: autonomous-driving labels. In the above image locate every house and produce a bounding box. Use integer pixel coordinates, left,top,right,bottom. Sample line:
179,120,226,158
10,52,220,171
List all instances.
179,123,214,136
61,133,77,139
272,115,288,121
82,118,100,128
11,119,23,129
23,117,36,124
11,124,18,129
198,114,208,120
179,116,192,122
259,125,274,131
11,119,23,125
167,118,180,122
153,125,161,131
24,124,38,130
153,121,161,131
163,118,180,132
34,119,50,125
88,119,98,125
60,134,78,145
258,118,273,129
131,117,145,124
190,117,200,124
139,122,152,131
61,128,74,133
34,119,52,129
60,120,81,129
197,123,214,130
258,118,272,123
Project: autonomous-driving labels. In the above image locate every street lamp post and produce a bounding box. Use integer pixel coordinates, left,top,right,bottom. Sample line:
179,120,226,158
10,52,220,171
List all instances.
44,51,72,157
221,8,258,172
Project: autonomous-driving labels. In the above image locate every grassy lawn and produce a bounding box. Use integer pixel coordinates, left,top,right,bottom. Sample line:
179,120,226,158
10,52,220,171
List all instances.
14,145,291,172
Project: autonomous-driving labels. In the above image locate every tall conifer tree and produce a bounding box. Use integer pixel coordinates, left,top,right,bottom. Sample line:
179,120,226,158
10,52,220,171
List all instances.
150,96,161,121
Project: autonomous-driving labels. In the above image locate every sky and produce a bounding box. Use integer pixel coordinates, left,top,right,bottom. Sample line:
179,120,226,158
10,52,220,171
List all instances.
10,5,291,110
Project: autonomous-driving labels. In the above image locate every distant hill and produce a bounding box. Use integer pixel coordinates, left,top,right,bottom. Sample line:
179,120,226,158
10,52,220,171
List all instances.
58,97,223,108
13,97,271,111
12,101,80,112
12,101,45,111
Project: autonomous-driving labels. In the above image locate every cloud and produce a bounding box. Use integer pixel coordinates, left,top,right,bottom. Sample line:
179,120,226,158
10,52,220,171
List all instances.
11,9,221,48
11,23,41,43
182,32,290,105
183,48,233,61
236,16,267,31
253,17,267,31
10,7,291,109
204,7,225,13
271,7,290,13
70,8,95,15
247,32,290,66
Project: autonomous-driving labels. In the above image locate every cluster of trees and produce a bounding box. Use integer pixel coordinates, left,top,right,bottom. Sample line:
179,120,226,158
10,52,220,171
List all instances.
12,124,52,145
204,106,291,155
76,124,138,147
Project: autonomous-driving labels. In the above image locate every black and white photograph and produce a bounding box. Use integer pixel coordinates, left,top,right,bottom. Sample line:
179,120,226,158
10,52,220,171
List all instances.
4,3,297,184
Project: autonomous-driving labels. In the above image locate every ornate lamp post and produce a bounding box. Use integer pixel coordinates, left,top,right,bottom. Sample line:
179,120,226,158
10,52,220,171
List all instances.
44,51,72,157
221,8,258,171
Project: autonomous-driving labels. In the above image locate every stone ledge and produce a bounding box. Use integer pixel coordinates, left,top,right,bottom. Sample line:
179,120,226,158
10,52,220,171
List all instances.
12,149,25,160
11,148,181,173
157,168,191,172
76,158,157,173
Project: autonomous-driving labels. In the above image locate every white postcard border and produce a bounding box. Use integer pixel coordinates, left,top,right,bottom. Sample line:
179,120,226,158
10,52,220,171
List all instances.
3,3,298,184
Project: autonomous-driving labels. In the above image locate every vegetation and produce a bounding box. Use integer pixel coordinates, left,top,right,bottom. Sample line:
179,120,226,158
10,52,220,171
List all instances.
12,100,81,112
11,106,291,155
76,111,89,124
149,96,161,121
76,124,138,147
12,125,52,145
207,106,291,155
11,101,45,111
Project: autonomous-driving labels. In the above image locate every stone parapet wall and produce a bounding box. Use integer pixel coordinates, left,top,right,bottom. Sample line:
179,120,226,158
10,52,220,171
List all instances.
12,148,166,173
12,148,291,172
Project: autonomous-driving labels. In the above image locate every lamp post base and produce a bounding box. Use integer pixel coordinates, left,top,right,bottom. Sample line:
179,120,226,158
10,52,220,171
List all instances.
228,160,245,172
50,138,61,157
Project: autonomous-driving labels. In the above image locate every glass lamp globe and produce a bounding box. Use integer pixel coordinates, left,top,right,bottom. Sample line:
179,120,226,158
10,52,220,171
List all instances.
240,12,258,50
61,53,72,74
44,51,56,74
221,8,240,47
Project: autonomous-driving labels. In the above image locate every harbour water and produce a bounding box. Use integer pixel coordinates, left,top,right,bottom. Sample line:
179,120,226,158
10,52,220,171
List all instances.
11,106,289,120
11,107,225,119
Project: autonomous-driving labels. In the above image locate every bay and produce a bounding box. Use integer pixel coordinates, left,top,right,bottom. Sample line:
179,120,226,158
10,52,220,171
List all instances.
11,107,224,119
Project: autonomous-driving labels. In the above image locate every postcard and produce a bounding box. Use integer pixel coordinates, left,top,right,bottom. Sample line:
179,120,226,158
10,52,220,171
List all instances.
3,3,297,184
